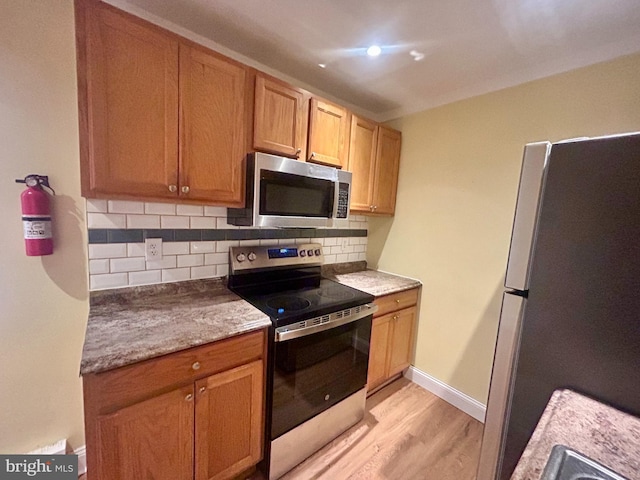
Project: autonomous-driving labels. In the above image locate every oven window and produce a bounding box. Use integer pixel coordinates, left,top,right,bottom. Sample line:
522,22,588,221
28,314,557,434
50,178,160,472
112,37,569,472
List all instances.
260,170,334,217
271,316,371,439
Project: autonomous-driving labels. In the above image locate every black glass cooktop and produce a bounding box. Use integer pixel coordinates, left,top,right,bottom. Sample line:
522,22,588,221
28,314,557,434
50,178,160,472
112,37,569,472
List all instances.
232,278,374,327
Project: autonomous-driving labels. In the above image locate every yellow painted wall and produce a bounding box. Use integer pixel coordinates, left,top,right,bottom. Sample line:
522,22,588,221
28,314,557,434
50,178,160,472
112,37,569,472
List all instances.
368,53,640,403
0,0,88,452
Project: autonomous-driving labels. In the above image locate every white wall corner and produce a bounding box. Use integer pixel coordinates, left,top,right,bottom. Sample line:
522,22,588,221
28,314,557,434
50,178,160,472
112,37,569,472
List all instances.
75,445,87,476
405,366,486,423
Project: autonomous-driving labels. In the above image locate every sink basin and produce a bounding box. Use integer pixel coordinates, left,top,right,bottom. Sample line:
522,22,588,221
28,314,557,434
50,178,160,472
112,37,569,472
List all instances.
540,445,629,480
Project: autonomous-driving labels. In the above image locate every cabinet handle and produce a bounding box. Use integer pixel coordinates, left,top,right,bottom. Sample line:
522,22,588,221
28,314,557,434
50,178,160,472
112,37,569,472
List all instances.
199,386,206,394
296,148,302,156
310,152,316,158
370,205,374,212
185,393,193,401
168,184,177,193
181,185,190,194
192,361,201,370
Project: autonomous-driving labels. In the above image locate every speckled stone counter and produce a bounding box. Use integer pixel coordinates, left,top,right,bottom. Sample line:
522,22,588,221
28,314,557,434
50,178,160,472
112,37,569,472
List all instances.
326,267,422,297
512,389,640,480
81,278,271,375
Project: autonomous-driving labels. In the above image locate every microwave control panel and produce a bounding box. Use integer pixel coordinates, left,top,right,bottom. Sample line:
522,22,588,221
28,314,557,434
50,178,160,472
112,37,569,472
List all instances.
336,182,350,219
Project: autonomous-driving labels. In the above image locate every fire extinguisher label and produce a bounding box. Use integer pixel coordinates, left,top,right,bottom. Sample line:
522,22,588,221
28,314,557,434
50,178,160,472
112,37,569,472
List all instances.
22,216,52,239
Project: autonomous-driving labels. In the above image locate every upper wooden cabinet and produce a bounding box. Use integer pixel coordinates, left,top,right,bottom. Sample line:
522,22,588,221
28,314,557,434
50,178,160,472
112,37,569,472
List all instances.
75,0,249,206
348,116,402,215
253,74,308,160
307,98,351,169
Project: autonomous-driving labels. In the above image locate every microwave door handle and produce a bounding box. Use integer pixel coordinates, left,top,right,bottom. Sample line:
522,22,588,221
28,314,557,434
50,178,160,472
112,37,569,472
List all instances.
275,304,378,342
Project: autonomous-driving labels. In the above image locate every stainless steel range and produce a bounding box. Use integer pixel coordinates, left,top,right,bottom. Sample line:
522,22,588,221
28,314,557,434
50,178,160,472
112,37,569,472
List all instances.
228,243,376,479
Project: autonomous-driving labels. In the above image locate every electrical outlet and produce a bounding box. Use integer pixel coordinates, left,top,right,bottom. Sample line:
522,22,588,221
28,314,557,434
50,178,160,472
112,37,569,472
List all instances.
145,238,162,261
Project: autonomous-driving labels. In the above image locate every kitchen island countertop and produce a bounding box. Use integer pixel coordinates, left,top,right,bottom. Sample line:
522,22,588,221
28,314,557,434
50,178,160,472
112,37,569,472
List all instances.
512,389,640,480
80,278,271,375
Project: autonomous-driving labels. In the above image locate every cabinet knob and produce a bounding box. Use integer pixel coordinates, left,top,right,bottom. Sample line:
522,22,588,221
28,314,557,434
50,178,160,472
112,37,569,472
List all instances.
185,393,193,402
396,299,401,304
373,205,378,211
310,152,316,158
370,205,374,211
296,148,302,155
181,185,190,194
199,386,206,394
192,361,201,370
393,315,399,321
168,184,177,193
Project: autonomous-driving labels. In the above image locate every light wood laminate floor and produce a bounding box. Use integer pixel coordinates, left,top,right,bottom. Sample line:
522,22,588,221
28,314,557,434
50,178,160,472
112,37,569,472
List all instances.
79,377,483,480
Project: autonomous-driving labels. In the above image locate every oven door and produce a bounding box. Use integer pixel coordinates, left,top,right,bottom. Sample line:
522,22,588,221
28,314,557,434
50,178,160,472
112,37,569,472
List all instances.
271,315,372,440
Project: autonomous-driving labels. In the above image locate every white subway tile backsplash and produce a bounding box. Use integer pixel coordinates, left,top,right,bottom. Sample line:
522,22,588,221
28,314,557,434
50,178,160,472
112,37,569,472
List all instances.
216,240,238,253
127,243,145,257
259,239,279,246
347,253,360,262
129,270,161,286
108,200,144,214
90,273,128,290
216,264,229,277
89,259,110,274
162,268,190,282
191,265,216,279
357,252,366,261
110,257,146,273
191,241,215,253
204,252,227,265
176,205,203,216
216,217,235,229
336,253,349,263
324,237,339,246
86,199,108,213
177,254,204,268
349,237,361,245
145,202,176,215
89,243,127,259
239,240,260,247
163,242,189,255
190,216,216,229
324,254,337,264
355,244,366,253
88,212,126,229
126,214,160,229
146,255,177,270
161,215,190,229
204,206,226,217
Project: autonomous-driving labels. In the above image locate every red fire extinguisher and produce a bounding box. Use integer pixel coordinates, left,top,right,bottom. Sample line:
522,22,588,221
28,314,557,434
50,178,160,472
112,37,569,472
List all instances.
15,174,55,256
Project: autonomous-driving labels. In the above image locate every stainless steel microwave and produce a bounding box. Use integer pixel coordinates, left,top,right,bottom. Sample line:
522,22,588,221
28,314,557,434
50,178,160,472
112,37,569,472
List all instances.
227,153,351,228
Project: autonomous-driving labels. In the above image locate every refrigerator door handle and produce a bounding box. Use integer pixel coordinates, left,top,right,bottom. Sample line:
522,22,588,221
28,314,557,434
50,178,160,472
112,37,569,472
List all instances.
504,142,550,291
477,292,526,480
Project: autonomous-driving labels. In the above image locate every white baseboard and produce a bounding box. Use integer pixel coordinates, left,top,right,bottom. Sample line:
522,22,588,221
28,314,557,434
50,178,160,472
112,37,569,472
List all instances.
75,445,87,476
405,366,486,423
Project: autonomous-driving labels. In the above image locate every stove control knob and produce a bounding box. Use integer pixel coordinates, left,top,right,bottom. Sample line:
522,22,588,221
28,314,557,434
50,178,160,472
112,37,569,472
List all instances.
236,253,246,262
307,249,314,257
314,248,321,256
247,252,257,261
300,250,307,257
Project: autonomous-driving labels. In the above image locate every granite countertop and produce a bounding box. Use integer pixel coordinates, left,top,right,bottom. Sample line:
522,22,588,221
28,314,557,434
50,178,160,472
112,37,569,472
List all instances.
324,263,422,297
512,389,640,480
81,264,421,376
80,278,271,375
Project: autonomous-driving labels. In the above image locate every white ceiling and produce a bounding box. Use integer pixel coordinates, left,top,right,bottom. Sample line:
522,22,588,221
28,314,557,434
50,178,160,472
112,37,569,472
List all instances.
112,0,640,121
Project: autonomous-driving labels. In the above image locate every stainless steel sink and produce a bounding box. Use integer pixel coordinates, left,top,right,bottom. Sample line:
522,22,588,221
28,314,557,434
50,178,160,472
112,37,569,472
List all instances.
541,445,629,480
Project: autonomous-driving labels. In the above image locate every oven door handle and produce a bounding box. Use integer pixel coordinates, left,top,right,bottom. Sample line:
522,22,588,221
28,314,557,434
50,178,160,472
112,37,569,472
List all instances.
275,303,378,342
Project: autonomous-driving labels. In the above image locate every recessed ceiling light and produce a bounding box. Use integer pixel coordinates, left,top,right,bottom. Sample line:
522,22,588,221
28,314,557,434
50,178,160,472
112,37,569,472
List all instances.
318,63,326,68
366,45,381,57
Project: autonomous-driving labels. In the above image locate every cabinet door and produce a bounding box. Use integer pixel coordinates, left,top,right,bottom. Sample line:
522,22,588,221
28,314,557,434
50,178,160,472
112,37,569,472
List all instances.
372,126,402,215
387,307,417,377
367,314,392,391
195,360,264,480
95,385,194,480
307,98,350,169
254,75,307,159
81,1,179,198
179,44,247,206
348,116,378,213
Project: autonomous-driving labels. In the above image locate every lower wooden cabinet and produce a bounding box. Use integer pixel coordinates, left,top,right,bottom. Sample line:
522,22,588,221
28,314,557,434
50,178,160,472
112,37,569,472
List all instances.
367,288,419,393
83,330,266,480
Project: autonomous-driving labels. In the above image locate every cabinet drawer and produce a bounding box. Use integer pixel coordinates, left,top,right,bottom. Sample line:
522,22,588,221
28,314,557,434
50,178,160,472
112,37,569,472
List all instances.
85,329,265,413
374,288,419,317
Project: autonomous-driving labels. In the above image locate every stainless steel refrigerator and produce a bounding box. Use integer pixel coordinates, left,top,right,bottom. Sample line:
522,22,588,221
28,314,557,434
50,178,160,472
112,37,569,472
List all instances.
477,133,640,480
